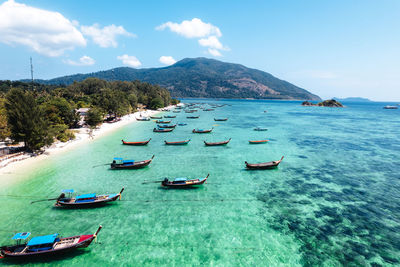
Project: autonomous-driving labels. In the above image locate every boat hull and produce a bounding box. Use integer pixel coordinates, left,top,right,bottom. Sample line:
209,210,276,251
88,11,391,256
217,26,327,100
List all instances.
111,159,153,169
55,194,119,208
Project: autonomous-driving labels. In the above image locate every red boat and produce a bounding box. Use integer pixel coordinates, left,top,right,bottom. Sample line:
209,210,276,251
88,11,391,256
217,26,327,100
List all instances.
249,139,269,144
193,128,213,133
245,156,284,169
121,139,151,146
161,174,209,188
204,138,231,146
0,226,102,259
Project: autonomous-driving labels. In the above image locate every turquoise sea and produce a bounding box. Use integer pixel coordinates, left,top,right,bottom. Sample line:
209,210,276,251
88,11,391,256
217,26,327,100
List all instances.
1,99,400,266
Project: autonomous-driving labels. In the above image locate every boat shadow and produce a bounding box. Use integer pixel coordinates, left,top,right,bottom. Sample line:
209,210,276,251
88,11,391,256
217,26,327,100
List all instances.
0,249,89,265
51,202,119,211
158,186,204,190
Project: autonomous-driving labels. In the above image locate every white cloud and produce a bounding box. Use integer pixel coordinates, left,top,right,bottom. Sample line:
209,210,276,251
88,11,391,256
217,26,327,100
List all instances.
207,48,222,57
159,56,176,66
0,0,86,57
198,36,224,50
81,24,135,48
65,55,95,66
157,18,228,57
117,54,141,68
156,18,221,38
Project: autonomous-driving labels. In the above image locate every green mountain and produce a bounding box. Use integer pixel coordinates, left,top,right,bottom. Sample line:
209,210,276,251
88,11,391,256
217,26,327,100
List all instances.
32,57,320,100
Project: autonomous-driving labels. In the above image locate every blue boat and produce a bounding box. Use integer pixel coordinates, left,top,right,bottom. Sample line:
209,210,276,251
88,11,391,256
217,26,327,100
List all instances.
55,188,124,207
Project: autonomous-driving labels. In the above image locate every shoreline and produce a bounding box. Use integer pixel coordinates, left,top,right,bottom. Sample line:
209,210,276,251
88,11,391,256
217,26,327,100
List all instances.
0,107,170,187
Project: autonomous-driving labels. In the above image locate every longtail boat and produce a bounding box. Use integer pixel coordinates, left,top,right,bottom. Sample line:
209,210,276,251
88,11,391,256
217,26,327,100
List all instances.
187,116,199,119
153,128,173,132
214,118,228,121
164,139,191,145
249,139,269,144
173,111,181,113
254,127,268,131
121,139,151,146
55,188,124,208
111,155,154,169
0,226,102,259
156,120,171,123
136,117,150,121
178,123,187,126
161,174,209,188
193,128,213,133
150,116,162,119
164,115,176,118
157,124,176,128
204,138,231,146
245,156,284,169
204,109,214,111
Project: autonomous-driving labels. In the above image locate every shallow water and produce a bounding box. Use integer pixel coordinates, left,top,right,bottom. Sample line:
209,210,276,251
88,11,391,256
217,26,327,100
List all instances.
1,100,399,266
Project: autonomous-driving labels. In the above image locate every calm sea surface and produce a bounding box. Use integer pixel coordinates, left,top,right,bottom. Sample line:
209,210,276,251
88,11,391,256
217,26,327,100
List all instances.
1,99,400,266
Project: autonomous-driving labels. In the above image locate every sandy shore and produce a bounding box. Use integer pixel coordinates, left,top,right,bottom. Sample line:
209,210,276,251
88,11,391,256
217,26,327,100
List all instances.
0,108,169,185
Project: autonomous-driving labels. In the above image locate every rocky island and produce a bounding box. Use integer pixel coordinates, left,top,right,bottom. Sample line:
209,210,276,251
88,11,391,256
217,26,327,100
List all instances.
302,99,343,107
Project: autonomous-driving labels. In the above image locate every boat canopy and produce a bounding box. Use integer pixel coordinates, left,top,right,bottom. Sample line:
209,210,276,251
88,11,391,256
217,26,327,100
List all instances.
174,177,187,182
12,232,31,240
62,189,74,193
123,160,134,163
27,234,58,246
76,193,96,200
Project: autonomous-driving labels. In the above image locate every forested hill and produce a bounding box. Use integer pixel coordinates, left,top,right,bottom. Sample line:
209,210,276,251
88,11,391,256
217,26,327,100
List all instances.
30,58,321,100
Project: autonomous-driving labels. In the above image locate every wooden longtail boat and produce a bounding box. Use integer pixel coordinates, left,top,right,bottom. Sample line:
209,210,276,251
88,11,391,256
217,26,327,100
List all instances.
153,128,173,132
204,109,214,111
111,155,154,169
164,115,176,118
156,120,171,123
187,116,200,119
0,226,102,259
214,118,228,121
150,116,162,119
173,111,181,113
249,139,269,144
254,127,268,131
204,138,231,146
121,139,151,146
164,139,191,145
161,174,209,188
136,117,150,121
245,156,284,169
55,188,124,208
157,124,176,128
178,123,187,126
193,128,213,133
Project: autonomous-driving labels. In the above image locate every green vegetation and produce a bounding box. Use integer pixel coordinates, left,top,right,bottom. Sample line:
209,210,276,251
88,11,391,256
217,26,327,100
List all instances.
31,57,321,100
0,78,177,151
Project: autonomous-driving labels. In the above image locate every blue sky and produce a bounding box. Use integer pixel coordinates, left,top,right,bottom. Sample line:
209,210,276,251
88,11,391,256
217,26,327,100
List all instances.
0,0,399,100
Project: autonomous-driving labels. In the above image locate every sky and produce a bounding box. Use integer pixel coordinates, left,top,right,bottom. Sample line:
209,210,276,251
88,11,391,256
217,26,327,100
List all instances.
0,0,399,101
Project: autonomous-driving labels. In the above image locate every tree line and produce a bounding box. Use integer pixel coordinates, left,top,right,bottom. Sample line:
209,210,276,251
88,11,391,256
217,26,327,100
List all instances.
0,78,179,151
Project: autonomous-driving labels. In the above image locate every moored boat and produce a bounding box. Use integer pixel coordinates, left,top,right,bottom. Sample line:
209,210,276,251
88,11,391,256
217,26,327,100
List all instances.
254,127,268,131
164,115,176,118
383,105,398,109
150,116,162,119
157,124,176,128
153,128,174,132
111,155,154,169
156,120,171,124
204,138,231,146
55,188,124,207
214,118,228,121
121,139,151,145
161,174,209,188
178,123,187,126
204,109,214,111
0,226,102,259
136,117,150,121
245,156,284,169
193,128,213,133
164,139,191,145
249,139,269,144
